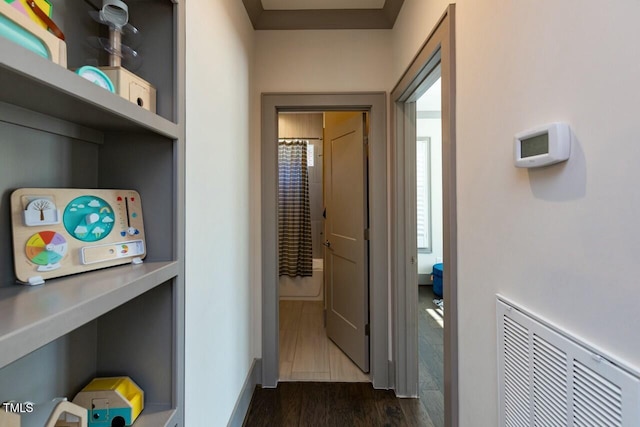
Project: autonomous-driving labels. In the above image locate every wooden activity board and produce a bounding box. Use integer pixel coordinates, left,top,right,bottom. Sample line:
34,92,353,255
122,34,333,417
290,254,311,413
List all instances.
11,188,146,284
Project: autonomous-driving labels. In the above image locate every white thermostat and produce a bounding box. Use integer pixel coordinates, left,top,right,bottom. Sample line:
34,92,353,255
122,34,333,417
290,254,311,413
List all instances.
514,122,571,168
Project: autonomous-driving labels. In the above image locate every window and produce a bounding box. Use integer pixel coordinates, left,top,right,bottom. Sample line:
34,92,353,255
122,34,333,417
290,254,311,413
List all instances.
307,143,314,167
417,136,431,251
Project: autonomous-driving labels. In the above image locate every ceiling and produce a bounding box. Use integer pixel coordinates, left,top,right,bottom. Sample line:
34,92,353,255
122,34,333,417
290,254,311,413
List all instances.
262,0,386,10
242,0,405,30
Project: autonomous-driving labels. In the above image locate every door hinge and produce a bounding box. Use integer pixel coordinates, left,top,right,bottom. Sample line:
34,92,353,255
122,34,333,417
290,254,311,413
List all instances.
364,228,370,240
364,135,369,145
365,324,370,336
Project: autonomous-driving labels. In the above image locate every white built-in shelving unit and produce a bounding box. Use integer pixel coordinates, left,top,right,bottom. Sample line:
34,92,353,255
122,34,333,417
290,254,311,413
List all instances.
0,1,184,425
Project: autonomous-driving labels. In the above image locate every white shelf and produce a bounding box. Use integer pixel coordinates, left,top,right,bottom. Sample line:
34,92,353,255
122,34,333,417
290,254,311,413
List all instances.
133,405,177,427
0,38,179,139
0,261,178,369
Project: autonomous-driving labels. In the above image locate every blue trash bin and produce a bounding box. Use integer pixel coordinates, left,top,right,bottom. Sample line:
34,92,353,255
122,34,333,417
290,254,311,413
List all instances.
432,263,443,297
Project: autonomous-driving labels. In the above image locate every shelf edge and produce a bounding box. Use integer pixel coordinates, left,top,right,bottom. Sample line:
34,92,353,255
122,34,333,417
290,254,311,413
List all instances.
0,40,179,139
133,405,177,427
0,261,179,370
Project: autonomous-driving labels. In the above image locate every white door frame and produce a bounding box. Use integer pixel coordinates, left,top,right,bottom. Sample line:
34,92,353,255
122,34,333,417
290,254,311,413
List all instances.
391,5,458,426
260,93,388,388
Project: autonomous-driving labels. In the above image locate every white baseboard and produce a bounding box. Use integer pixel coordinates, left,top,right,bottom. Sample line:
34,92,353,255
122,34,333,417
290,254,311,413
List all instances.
227,358,262,427
418,273,432,285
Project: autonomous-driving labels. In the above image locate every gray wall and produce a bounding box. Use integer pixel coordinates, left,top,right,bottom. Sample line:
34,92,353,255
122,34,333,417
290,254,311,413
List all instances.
0,121,99,288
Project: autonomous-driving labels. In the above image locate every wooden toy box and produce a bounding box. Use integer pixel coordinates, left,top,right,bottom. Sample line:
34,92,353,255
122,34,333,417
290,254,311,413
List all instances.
100,67,157,113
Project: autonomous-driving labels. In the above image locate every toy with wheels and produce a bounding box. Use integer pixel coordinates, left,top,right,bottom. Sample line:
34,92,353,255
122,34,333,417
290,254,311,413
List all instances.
72,377,143,427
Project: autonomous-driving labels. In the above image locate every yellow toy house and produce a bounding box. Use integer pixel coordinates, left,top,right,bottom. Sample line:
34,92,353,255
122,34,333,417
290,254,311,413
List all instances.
72,377,143,427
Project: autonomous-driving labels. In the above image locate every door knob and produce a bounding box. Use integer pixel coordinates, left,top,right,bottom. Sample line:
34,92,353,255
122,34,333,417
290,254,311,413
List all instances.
323,240,331,248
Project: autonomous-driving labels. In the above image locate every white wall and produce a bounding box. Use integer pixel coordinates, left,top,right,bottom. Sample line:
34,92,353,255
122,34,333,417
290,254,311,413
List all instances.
416,76,444,277
457,1,640,423
391,0,451,84
185,0,255,424
416,117,443,276
397,0,640,425
254,30,392,92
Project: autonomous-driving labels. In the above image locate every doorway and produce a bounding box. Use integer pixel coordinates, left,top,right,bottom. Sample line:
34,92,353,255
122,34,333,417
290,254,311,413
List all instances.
391,4,457,426
415,69,445,426
277,111,370,382
261,93,388,389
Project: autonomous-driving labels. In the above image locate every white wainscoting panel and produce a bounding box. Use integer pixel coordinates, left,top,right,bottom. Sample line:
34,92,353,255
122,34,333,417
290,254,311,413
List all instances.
497,296,640,427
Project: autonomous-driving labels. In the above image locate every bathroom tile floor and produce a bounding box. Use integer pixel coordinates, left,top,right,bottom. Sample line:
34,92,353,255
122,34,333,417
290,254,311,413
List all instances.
279,300,370,382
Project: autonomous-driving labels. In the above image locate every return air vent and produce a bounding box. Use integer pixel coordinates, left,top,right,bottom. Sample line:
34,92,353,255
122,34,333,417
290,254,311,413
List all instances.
497,296,640,427
532,335,568,426
503,316,531,426
573,360,622,426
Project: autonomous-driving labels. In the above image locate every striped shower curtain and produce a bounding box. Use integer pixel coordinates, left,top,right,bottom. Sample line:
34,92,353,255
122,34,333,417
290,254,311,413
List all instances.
278,140,313,277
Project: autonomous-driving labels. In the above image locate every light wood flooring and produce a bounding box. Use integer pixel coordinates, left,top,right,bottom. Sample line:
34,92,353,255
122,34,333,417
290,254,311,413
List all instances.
279,300,369,382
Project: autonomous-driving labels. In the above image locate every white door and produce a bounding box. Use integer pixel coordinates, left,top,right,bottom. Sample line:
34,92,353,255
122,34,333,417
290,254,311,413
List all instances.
324,112,369,372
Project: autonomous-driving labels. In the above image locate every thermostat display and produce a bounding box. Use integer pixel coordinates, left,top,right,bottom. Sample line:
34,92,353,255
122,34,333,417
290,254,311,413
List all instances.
520,133,548,158
514,122,571,168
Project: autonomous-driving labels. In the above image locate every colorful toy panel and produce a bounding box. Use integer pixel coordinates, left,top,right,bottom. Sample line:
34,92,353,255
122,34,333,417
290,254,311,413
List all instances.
72,377,143,427
11,188,146,284
4,0,52,29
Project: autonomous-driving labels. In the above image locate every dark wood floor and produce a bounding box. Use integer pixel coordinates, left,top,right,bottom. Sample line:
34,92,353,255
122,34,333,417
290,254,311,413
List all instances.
243,382,433,426
418,285,444,427
243,286,443,427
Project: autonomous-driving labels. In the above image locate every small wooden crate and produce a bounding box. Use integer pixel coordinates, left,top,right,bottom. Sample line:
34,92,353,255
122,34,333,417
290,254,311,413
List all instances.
100,67,157,113
0,409,20,427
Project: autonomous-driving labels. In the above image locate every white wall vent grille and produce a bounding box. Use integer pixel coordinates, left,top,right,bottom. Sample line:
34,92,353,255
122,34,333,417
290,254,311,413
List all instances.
497,297,640,427
503,316,532,426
